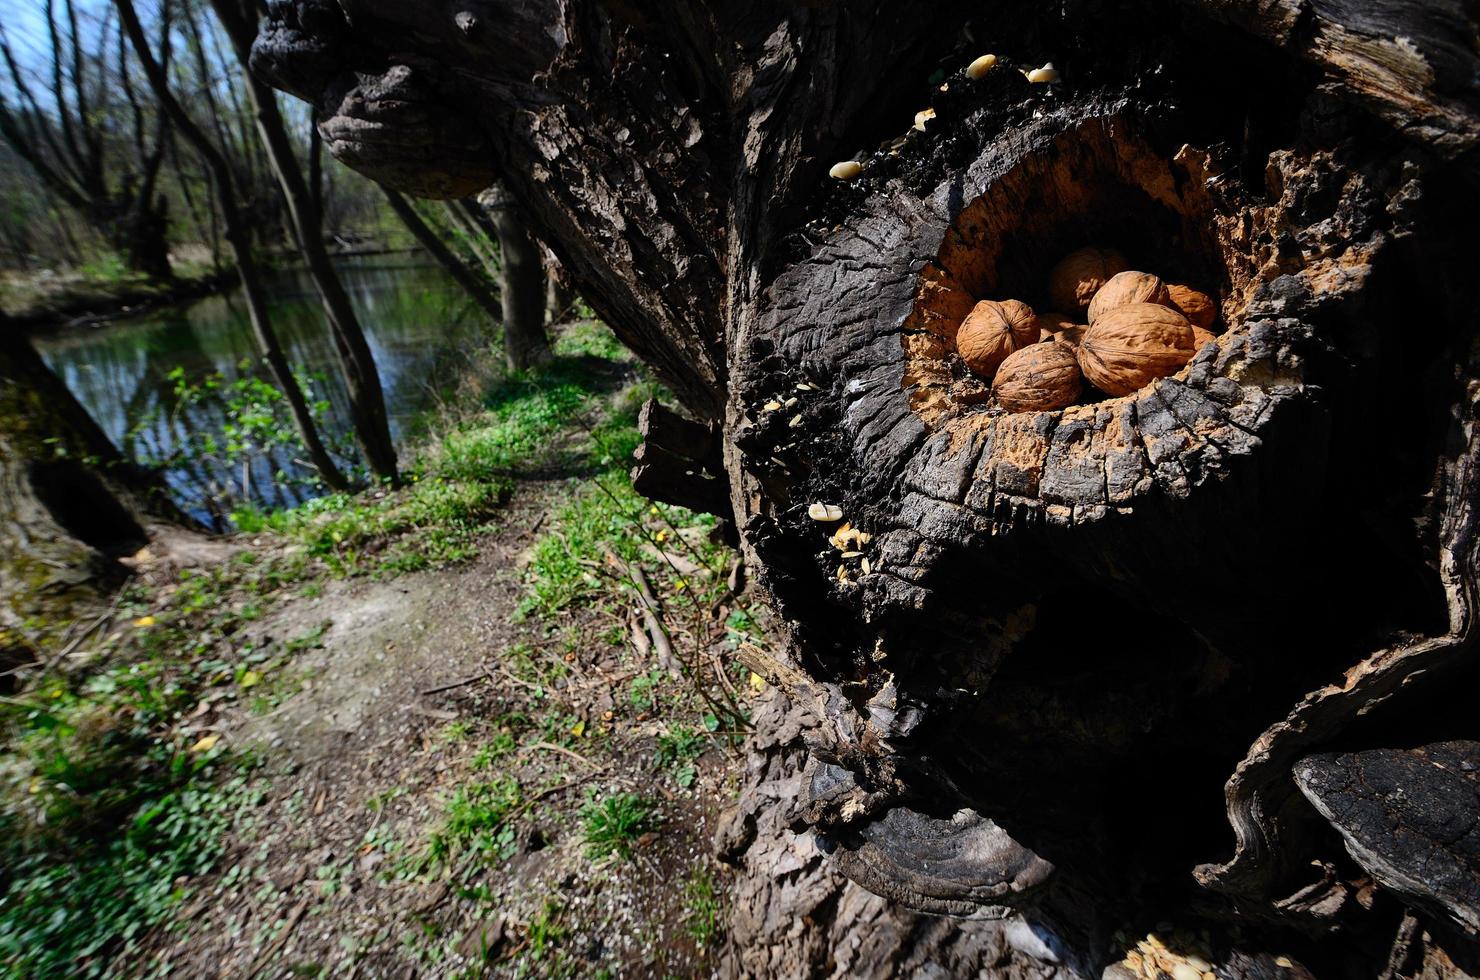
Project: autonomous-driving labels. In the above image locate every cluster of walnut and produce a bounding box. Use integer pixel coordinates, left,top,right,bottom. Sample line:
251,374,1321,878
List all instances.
954,247,1220,413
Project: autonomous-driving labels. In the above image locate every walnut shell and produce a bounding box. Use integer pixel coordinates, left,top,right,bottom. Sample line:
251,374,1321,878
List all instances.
1087,270,1171,324
1037,312,1086,347
993,341,1084,412
1077,303,1196,396
1191,325,1218,350
1167,283,1218,330
956,299,1038,379
1048,247,1129,314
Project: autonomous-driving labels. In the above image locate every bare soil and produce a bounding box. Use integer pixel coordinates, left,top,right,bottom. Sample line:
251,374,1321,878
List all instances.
131,483,741,979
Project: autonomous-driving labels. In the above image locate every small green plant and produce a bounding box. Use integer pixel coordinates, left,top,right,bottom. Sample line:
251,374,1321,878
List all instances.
682,867,722,948
628,668,666,713
471,730,517,769
423,777,522,867
581,792,657,860
655,726,706,788
440,719,473,743
525,898,566,957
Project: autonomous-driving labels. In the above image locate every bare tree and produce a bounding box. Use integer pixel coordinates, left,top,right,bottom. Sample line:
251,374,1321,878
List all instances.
0,1,173,277
207,0,398,484
383,188,552,370
116,0,349,492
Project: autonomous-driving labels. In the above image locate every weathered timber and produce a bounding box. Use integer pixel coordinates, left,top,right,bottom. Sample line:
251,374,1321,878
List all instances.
253,0,1480,973
630,399,729,520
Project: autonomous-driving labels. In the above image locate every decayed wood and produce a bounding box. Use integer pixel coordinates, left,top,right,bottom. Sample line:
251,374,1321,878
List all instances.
630,399,729,519
1295,742,1480,935
252,0,1480,972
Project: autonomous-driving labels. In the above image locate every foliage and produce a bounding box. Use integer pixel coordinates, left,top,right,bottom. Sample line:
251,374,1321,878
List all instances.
655,725,707,788
131,362,350,527
580,792,658,860
682,868,723,948
423,777,523,868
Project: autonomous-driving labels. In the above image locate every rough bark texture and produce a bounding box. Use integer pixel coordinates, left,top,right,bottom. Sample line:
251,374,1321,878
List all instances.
254,0,1480,974
0,322,163,633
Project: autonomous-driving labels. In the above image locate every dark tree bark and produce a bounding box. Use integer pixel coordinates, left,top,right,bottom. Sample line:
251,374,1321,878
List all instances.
117,0,351,494
483,192,552,370
254,0,1480,974
208,0,399,485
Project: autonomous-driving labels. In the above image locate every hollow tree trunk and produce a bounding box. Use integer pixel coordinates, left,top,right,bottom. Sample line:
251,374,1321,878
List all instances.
254,1,1480,974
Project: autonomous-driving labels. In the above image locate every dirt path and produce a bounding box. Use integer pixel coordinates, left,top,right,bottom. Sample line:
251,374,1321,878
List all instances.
135,481,738,979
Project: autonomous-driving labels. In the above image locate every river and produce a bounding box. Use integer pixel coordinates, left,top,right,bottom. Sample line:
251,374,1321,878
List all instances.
35,255,487,528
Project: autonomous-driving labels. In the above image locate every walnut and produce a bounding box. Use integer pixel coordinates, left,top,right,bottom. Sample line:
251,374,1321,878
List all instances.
993,342,1084,412
1078,303,1196,396
1048,247,1129,314
1038,312,1086,347
1087,270,1171,324
1167,283,1218,330
956,299,1038,379
1191,326,1218,350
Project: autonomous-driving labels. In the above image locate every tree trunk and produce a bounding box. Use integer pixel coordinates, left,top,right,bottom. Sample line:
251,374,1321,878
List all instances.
481,192,552,369
0,320,166,634
542,244,577,326
254,0,1480,974
118,0,351,495
210,0,399,485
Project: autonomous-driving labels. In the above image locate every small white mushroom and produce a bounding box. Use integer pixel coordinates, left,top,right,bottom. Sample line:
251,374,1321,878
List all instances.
913,108,936,132
1026,63,1061,83
966,54,997,79
808,503,844,522
829,160,862,180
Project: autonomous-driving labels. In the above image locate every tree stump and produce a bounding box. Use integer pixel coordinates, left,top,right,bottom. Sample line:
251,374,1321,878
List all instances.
253,0,1480,972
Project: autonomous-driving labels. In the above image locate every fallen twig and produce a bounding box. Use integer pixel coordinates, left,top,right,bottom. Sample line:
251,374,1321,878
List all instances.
416,673,489,696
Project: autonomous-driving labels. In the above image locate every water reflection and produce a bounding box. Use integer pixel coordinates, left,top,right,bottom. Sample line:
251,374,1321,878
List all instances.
35,256,487,526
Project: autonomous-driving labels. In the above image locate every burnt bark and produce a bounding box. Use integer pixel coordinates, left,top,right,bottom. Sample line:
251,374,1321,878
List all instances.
254,0,1480,974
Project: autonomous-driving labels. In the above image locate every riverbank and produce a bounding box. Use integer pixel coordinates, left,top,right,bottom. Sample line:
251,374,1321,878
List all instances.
0,320,760,978
2,245,425,331
0,262,235,330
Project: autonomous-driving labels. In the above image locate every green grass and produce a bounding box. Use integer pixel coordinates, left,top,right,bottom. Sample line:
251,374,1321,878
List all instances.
422,777,523,868
682,868,722,948
581,792,658,860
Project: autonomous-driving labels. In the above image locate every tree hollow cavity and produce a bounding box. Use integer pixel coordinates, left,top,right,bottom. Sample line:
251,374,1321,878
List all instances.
904,119,1265,429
